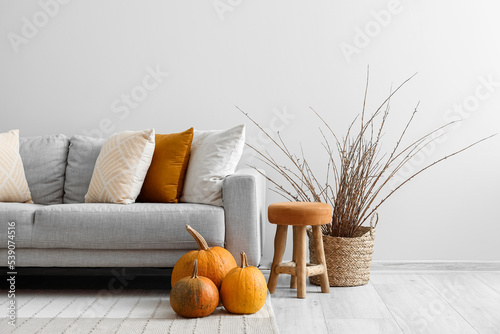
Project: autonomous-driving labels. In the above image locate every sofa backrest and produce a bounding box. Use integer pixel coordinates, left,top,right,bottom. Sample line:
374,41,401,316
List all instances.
63,135,105,203
19,134,70,205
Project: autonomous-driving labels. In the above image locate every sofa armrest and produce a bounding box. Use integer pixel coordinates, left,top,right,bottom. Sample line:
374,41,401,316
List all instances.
222,168,266,267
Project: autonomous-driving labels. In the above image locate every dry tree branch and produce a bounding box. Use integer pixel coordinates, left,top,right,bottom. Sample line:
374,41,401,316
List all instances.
361,65,370,135
361,133,497,225
238,72,495,238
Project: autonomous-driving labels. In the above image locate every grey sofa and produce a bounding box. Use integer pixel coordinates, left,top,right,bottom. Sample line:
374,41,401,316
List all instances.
0,134,266,268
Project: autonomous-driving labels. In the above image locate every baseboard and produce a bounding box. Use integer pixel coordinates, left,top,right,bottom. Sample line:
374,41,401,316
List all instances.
371,261,500,272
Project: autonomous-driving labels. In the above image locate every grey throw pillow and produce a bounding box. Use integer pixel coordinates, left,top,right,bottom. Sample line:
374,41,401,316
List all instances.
19,134,70,205
63,135,106,203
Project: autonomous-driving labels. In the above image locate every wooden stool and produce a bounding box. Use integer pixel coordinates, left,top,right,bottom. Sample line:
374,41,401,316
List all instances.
267,202,331,298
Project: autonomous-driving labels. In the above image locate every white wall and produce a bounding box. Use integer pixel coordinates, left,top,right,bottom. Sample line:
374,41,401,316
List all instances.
1,0,499,266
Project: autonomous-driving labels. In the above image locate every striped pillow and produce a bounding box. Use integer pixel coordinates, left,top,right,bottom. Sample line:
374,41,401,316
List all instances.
0,129,33,203
85,129,155,204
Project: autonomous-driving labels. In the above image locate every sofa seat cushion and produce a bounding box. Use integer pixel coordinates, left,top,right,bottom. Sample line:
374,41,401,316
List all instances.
31,203,225,250
19,134,70,205
0,203,45,248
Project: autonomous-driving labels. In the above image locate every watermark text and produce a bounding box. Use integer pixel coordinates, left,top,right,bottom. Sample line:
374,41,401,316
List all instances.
340,0,402,63
83,65,168,138
7,0,71,54
6,221,17,327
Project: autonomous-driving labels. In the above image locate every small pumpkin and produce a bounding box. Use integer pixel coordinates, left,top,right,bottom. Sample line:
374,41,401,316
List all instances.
221,251,267,314
170,259,219,318
171,225,237,290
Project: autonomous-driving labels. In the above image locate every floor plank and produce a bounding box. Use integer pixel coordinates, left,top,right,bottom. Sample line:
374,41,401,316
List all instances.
424,274,500,334
326,318,403,334
265,272,329,334
370,273,427,285
373,276,477,333
474,273,500,294
264,270,500,333
319,282,393,320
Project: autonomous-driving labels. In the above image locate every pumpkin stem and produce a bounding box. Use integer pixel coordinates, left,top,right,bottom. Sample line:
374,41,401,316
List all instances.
240,251,248,268
191,259,199,279
186,225,210,251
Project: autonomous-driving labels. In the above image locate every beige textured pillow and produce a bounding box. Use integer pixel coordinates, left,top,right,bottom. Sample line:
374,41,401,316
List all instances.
0,129,33,203
85,129,155,204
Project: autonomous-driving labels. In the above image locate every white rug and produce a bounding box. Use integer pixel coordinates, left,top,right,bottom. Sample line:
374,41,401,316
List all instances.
0,289,280,334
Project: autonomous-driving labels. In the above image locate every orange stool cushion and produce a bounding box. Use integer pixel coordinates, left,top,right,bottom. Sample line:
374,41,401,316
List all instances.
268,202,332,226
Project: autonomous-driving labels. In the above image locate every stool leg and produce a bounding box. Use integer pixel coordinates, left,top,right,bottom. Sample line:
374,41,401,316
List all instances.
290,226,298,289
268,224,288,294
296,225,307,298
312,225,330,293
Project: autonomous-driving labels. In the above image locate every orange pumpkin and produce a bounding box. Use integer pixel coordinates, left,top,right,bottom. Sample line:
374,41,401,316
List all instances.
171,225,237,290
170,259,219,318
220,251,267,314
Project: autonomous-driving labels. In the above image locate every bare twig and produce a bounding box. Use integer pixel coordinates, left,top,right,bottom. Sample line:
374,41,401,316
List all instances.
238,72,495,237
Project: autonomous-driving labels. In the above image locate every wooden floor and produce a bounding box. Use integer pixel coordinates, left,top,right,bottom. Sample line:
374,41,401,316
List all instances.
264,270,500,334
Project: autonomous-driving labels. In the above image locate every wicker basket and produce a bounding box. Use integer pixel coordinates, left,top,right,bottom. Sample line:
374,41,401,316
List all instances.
307,225,375,287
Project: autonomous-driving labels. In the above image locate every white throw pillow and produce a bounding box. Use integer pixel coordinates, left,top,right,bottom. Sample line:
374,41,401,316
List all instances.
0,129,33,203
181,124,245,206
85,129,155,204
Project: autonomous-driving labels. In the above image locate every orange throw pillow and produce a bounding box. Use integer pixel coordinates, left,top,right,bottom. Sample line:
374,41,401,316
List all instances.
138,128,194,203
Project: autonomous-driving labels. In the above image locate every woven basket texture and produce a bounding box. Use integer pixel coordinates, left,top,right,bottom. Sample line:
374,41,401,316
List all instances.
308,226,375,287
